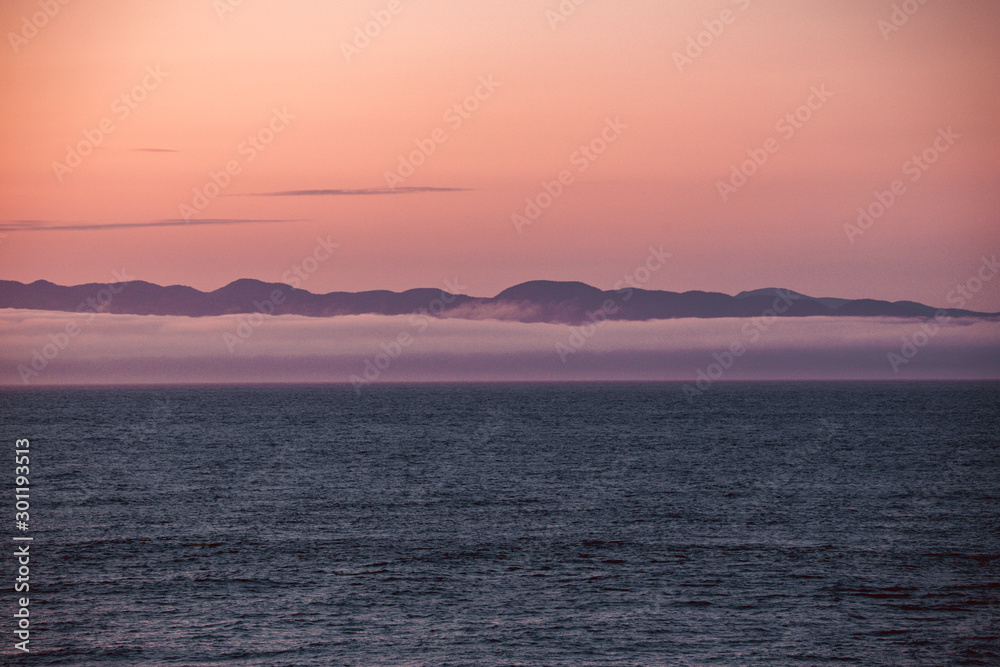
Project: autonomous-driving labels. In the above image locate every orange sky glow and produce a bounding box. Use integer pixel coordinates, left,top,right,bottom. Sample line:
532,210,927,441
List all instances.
1,0,998,309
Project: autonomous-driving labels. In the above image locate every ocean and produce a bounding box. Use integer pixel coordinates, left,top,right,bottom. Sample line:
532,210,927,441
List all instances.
2,382,998,665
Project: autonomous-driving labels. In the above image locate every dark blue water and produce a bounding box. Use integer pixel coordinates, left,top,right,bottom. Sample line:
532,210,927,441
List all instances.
2,382,998,665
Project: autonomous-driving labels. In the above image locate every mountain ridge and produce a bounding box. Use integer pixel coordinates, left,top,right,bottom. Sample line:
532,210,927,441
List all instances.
0,278,995,324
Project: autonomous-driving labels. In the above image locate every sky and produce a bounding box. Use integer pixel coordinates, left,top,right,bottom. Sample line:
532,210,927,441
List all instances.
0,0,997,311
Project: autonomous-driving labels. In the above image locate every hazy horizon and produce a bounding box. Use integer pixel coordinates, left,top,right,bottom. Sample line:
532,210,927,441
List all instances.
3,310,998,387
2,0,998,385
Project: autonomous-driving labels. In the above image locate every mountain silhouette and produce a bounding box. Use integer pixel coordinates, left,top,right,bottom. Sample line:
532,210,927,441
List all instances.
0,279,994,324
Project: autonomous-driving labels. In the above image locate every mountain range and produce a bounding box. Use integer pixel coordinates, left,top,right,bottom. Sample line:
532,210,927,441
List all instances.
1,279,995,324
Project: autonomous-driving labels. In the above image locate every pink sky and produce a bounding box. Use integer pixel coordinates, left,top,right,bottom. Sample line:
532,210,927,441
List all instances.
1,0,998,310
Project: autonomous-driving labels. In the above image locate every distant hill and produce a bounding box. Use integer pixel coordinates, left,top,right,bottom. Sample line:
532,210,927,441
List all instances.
0,279,995,324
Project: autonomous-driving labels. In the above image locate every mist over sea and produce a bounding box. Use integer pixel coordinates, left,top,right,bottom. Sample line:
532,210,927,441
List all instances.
2,382,997,665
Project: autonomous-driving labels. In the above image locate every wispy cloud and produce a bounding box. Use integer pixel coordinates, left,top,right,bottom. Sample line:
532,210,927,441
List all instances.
241,186,472,197
0,219,305,232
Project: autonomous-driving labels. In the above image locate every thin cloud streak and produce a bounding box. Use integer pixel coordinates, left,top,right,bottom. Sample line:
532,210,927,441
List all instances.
0,219,306,232
242,187,473,197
